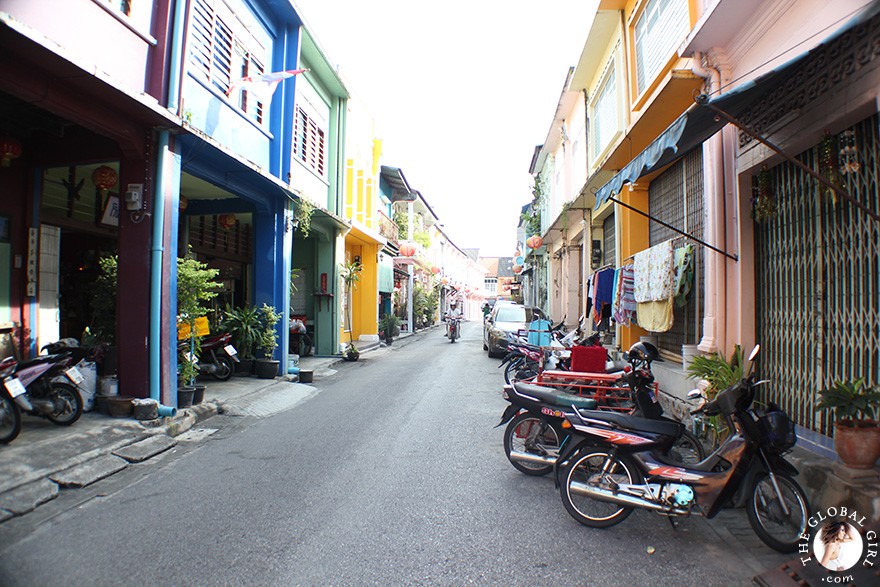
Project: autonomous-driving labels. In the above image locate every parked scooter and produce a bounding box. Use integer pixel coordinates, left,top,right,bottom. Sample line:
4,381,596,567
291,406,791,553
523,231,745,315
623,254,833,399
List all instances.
0,356,22,443
3,339,89,436
555,345,809,553
178,332,239,381
499,342,705,475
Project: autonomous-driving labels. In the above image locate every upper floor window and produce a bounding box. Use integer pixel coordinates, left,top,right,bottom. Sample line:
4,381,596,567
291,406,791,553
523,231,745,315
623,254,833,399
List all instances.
485,278,498,292
634,0,689,95
294,107,326,177
591,62,618,159
189,0,269,125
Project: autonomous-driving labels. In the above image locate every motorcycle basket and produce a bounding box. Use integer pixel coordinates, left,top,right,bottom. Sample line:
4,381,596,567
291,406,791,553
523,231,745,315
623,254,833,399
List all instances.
757,405,796,453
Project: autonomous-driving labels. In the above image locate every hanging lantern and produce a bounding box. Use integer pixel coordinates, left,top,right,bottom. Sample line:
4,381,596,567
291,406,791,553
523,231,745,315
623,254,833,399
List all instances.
91,165,118,196
179,195,189,211
513,264,523,275
0,137,23,167
515,255,525,265
430,266,440,275
399,243,416,257
218,214,237,230
526,235,543,249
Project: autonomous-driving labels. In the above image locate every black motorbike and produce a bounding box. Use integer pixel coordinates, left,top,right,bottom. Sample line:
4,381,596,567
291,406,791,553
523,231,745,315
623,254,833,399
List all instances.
555,345,809,553
497,342,704,476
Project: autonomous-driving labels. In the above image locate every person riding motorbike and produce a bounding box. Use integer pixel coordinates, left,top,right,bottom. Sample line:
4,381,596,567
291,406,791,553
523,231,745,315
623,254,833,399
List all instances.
445,300,463,338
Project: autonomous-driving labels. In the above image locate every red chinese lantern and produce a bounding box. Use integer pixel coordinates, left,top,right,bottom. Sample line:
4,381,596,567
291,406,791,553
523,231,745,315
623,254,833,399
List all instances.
526,235,543,249
0,137,23,167
399,243,416,257
91,165,118,196
218,214,237,230
513,264,523,274
430,266,440,275
179,195,189,211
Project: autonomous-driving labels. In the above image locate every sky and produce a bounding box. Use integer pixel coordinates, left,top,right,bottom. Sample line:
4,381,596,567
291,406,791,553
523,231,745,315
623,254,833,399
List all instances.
292,0,598,256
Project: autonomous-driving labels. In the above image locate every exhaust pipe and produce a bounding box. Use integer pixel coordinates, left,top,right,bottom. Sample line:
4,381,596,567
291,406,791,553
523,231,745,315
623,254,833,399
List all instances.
508,450,558,467
568,480,690,515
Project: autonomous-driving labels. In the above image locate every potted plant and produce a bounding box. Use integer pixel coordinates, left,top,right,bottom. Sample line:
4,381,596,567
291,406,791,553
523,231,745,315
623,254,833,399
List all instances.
224,304,260,375
176,254,220,404
378,313,401,344
816,378,880,469
686,345,744,447
340,260,363,360
89,255,119,377
254,303,282,379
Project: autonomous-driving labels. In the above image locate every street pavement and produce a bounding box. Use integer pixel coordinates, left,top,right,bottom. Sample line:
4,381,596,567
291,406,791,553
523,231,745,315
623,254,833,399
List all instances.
0,323,796,585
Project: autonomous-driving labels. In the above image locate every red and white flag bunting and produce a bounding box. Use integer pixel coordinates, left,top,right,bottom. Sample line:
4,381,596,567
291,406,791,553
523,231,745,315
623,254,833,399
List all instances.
227,69,309,103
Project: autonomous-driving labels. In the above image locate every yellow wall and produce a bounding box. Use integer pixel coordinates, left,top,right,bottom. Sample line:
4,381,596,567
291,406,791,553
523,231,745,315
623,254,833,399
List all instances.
617,184,649,349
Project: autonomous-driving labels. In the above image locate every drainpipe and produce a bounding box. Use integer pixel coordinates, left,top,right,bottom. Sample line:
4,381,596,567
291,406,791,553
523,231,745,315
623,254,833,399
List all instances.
166,0,188,115
691,52,726,354
150,130,176,416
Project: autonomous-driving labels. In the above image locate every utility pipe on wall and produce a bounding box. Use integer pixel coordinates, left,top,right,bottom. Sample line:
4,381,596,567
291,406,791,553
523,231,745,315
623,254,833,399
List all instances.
691,52,726,354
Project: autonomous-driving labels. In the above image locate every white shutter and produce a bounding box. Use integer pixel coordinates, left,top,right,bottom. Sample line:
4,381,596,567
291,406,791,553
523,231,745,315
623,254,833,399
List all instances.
635,0,689,94
592,66,618,157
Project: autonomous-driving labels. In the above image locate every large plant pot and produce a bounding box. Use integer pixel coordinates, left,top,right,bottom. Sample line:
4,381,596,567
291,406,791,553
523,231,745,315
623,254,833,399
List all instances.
235,358,254,376
834,421,880,469
192,384,206,405
254,359,279,379
177,386,195,408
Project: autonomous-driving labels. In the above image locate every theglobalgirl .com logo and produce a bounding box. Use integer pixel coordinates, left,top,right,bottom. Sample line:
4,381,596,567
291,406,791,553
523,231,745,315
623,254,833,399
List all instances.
797,506,877,583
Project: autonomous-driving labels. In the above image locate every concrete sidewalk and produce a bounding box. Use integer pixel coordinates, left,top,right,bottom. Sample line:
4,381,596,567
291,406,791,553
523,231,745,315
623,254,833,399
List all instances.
0,352,348,524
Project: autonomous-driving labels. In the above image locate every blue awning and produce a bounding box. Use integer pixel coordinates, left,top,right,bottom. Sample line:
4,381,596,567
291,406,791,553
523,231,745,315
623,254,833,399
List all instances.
594,0,880,208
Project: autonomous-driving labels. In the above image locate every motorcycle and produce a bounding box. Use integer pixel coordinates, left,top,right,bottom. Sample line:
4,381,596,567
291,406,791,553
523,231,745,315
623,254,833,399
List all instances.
3,339,90,438
447,316,462,343
498,342,704,476
178,332,238,381
555,344,809,553
1,356,22,443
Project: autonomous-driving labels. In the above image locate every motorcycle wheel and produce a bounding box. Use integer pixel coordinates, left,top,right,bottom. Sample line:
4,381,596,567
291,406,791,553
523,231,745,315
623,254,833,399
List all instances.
560,448,641,528
746,471,809,553
0,394,21,443
211,355,235,381
665,429,705,466
503,413,561,476
45,382,83,426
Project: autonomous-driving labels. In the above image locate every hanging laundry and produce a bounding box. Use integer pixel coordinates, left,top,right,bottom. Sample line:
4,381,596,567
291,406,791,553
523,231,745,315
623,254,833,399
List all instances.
673,245,694,307
614,264,636,326
633,240,675,303
610,268,622,318
637,298,674,332
593,267,615,323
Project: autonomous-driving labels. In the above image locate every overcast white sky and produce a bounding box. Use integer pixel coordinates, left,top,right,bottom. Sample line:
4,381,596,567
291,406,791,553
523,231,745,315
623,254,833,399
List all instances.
293,0,598,256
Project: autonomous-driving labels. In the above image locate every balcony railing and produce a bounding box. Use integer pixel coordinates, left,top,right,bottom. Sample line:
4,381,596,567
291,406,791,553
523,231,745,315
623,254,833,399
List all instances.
378,211,399,245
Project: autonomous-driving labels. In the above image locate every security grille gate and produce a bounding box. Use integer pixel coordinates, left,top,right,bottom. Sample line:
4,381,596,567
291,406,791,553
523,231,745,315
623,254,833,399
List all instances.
755,114,880,437
648,148,704,357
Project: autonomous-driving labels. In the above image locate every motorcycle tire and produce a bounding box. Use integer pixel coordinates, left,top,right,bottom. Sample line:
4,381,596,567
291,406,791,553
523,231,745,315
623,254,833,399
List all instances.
0,394,21,444
211,355,235,381
503,412,561,476
45,382,83,426
746,471,810,553
559,448,641,528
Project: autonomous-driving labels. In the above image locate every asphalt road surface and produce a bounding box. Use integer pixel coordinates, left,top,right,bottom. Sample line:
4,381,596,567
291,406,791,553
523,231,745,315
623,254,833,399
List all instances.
0,322,788,586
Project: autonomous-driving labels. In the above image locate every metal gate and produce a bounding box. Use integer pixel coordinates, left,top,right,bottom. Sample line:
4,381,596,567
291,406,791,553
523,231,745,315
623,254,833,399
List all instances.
755,115,880,436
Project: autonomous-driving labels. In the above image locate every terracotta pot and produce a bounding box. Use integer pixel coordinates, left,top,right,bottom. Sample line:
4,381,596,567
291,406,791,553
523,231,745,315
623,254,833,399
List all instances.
834,420,880,469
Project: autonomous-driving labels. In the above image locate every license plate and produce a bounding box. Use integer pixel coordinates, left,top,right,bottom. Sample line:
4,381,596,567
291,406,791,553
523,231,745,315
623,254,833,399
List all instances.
4,377,27,398
65,366,85,385
224,344,237,356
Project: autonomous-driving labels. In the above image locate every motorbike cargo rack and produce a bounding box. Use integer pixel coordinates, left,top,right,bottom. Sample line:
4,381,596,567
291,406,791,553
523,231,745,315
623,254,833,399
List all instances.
534,369,659,414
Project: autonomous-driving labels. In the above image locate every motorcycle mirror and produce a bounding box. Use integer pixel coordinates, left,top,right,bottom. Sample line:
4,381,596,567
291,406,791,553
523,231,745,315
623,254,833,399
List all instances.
687,389,703,400
748,344,761,362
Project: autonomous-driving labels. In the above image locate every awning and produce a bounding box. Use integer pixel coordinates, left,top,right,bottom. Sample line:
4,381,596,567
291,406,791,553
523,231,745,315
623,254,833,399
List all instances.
380,166,418,202
594,0,880,209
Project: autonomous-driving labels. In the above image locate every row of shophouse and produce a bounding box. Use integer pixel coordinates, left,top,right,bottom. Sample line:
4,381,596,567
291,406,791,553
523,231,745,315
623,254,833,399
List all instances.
0,0,484,409
517,0,880,457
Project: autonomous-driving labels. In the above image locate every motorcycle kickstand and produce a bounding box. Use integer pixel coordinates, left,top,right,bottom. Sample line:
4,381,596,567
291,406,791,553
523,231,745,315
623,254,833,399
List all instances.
666,516,680,530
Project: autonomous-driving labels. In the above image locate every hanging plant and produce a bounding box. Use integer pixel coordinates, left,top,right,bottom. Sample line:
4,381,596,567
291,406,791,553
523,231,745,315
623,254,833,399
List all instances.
838,129,860,176
751,165,776,223
294,198,315,237
819,130,841,205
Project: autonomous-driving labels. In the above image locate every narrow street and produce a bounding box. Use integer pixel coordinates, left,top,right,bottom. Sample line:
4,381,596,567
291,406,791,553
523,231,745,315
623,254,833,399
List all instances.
0,323,789,586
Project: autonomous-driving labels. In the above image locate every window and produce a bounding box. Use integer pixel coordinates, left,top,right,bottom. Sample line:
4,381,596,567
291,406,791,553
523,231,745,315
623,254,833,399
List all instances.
591,63,618,158
602,214,615,267
634,0,689,95
484,278,498,292
189,0,269,123
294,107,326,177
